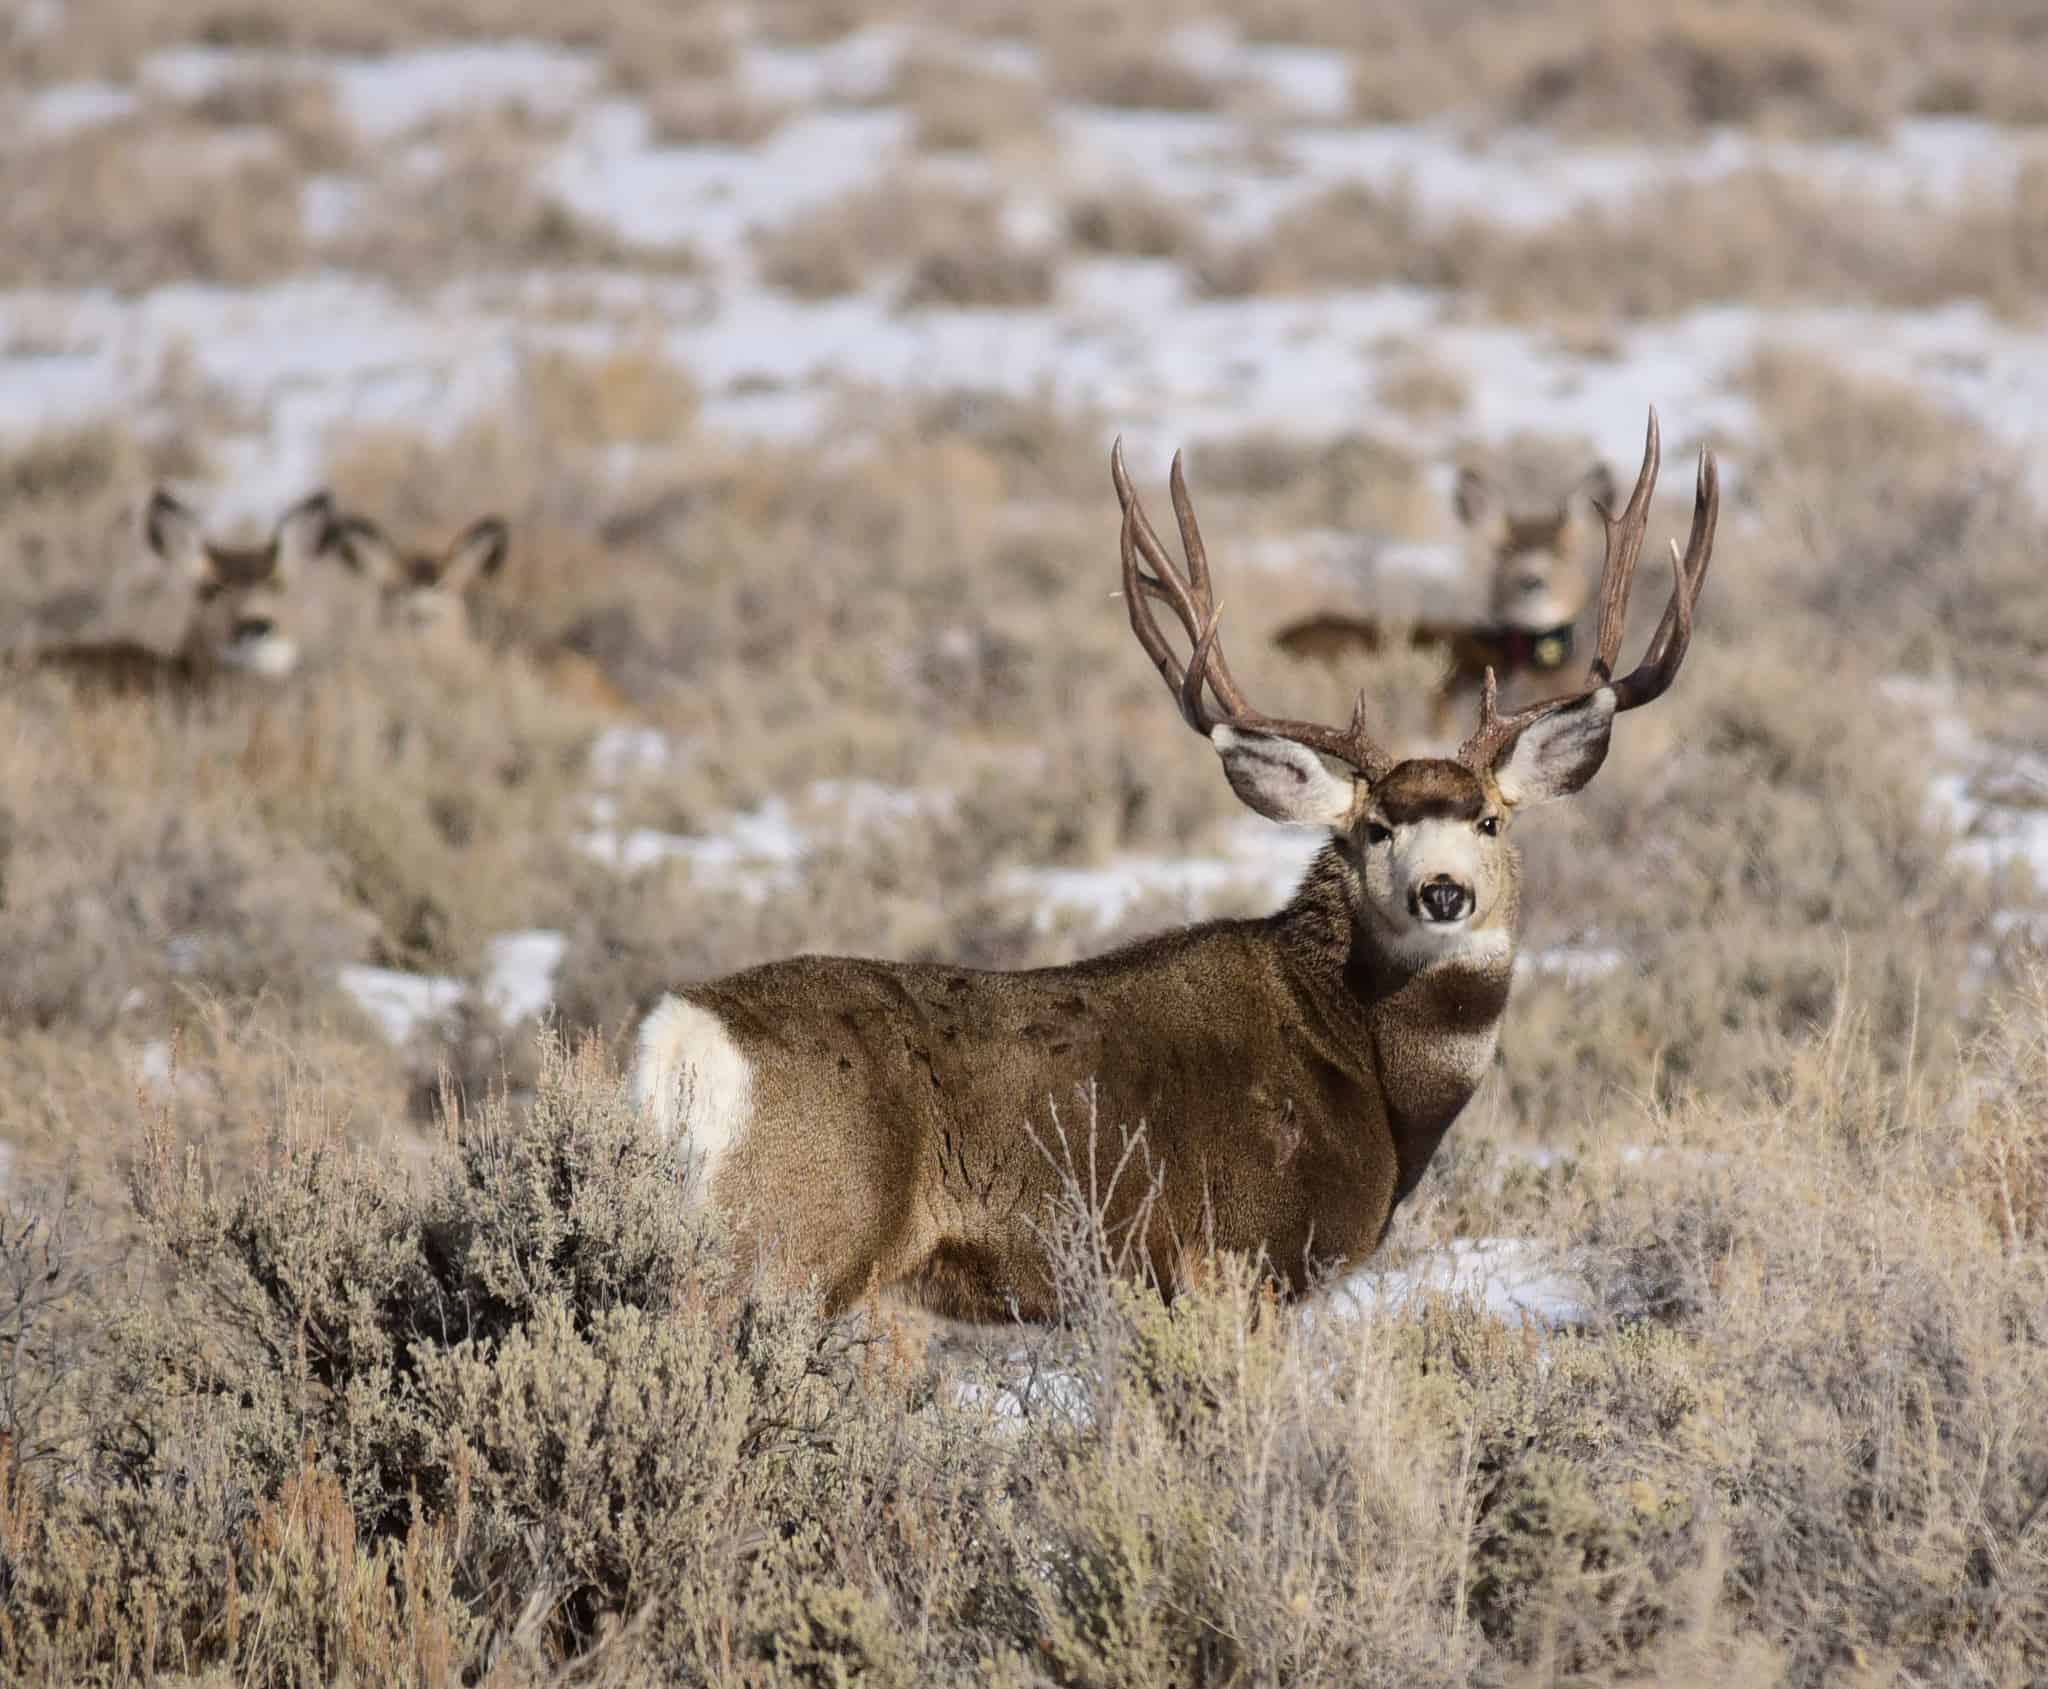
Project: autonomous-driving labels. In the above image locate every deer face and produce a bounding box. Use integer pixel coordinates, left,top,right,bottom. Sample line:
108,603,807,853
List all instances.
1114,411,1714,978
330,515,509,653
1455,462,1615,633
1211,698,1618,969
145,488,332,677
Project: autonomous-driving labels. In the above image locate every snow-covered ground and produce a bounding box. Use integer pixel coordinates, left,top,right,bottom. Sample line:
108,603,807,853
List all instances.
12,37,2048,524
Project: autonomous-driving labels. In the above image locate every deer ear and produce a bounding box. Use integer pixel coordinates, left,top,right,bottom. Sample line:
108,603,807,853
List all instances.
1491,689,1617,807
1452,465,1491,528
271,490,335,578
438,517,509,590
1212,726,1355,828
145,489,212,584
330,514,405,585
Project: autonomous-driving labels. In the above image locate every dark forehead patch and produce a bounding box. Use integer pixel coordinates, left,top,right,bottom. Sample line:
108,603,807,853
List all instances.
1373,759,1486,823
1500,512,1570,557
202,543,280,585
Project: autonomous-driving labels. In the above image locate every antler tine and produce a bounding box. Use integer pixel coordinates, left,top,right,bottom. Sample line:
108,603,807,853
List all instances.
1589,406,1660,683
1457,416,1719,773
1112,440,1396,779
1119,488,1208,732
1113,441,1207,635
1167,449,1256,718
1607,444,1718,710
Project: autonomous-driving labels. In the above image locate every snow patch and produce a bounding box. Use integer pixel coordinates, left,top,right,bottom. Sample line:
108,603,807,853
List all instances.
1001,821,1322,932
1516,941,1627,989
482,930,566,1026
26,82,139,135
1323,1236,1594,1330
577,780,951,893
336,964,464,1045
587,724,680,785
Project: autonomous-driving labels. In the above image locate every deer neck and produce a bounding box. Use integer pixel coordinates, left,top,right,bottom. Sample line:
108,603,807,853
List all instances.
1275,840,1518,1207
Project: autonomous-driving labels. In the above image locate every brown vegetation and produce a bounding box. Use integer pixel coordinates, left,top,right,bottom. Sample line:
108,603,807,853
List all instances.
1201,164,2048,319
755,181,1058,307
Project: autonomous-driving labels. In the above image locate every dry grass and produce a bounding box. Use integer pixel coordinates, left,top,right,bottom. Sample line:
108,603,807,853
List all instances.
642,78,789,147
1065,185,1203,260
0,349,2045,1674
13,0,2048,141
895,48,1051,154
755,180,1058,308
522,344,701,447
1200,164,2048,320
0,114,307,293
1375,346,1472,422
0,994,2043,1681
323,113,703,282
6,0,2048,1650
1047,36,1225,113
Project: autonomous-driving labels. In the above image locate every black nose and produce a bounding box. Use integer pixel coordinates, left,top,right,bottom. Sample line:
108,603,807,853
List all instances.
1418,877,1473,923
1515,573,1547,593
235,617,274,640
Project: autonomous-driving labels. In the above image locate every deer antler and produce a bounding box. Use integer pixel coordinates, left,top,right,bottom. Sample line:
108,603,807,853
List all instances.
1113,439,1396,781
1456,408,1719,772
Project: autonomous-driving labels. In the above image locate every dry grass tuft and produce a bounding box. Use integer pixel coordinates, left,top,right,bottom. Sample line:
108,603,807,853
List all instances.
326,113,703,281
1200,165,2048,320
1066,184,1203,259
895,48,1052,154
0,115,307,293
177,68,358,170
523,345,701,447
1376,346,1472,422
642,79,789,147
755,181,1058,308
1049,37,1225,112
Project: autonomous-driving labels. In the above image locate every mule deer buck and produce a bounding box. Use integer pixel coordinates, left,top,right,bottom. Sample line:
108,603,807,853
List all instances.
635,410,1716,1322
1273,453,1616,725
21,489,331,692
329,510,631,712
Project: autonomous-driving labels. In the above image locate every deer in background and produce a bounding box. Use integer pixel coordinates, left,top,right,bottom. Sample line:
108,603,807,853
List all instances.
21,489,332,692
1273,454,1616,726
328,510,632,713
633,409,1717,1323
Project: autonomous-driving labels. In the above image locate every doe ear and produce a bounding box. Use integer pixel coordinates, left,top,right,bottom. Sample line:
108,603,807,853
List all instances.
144,488,212,584
439,517,510,591
270,490,336,579
1212,726,1355,828
329,513,406,586
1451,465,1491,529
1491,688,1618,808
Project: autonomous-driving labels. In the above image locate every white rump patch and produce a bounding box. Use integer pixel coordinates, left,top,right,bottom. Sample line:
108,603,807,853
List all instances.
633,994,753,1201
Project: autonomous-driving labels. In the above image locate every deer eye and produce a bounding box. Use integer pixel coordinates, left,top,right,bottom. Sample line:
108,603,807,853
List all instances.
1477,815,1500,837
1363,822,1392,846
